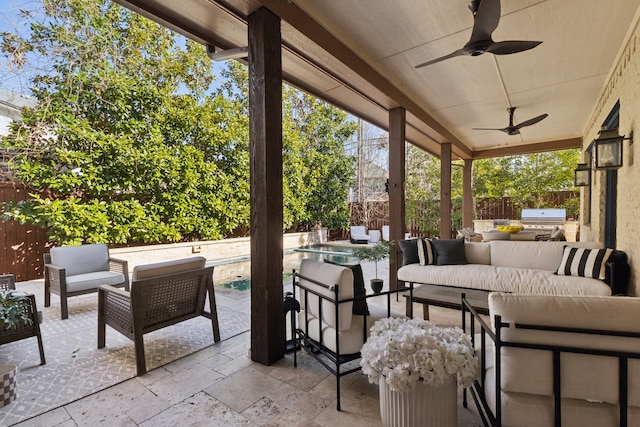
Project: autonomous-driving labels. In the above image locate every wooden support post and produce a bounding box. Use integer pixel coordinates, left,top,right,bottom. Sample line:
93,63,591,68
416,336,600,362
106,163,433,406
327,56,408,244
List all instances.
248,7,284,365
462,159,473,229
440,143,452,239
388,107,406,291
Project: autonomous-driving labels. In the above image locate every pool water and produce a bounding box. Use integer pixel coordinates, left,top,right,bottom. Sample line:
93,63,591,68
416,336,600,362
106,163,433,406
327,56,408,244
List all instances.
213,244,356,291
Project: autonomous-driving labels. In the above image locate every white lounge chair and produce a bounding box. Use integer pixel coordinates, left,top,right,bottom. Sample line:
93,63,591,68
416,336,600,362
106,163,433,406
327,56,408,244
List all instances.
349,226,370,244
381,225,390,241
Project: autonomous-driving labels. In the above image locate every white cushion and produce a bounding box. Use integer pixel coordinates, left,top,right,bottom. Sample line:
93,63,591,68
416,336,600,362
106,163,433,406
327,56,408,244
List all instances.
464,242,491,265
298,259,353,332
132,256,206,281
66,271,125,292
397,264,611,295
297,302,405,354
489,241,602,271
350,226,370,241
50,244,109,277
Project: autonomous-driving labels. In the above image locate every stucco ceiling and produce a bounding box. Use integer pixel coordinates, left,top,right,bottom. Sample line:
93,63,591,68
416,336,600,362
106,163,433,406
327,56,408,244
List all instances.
116,0,640,160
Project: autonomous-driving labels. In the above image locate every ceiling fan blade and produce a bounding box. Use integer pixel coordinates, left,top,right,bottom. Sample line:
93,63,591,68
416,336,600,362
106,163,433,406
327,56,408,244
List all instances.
469,0,501,43
487,40,542,55
515,113,548,129
472,127,509,133
414,48,466,68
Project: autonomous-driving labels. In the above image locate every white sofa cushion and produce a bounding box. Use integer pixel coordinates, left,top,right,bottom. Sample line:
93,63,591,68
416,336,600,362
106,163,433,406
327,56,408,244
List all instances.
50,244,110,277
464,242,491,265
488,241,602,271
397,264,611,295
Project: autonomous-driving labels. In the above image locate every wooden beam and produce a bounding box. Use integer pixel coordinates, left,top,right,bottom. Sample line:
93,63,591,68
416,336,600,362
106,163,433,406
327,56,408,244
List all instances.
440,143,452,239
248,7,284,365
472,137,582,160
462,159,473,229
388,107,406,291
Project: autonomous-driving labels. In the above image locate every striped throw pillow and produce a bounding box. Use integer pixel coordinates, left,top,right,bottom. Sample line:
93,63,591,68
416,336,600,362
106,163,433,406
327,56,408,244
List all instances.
417,238,435,266
556,247,613,280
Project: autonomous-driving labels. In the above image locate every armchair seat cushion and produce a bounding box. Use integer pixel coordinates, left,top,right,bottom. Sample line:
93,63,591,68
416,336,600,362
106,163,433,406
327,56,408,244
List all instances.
297,304,404,354
66,271,126,292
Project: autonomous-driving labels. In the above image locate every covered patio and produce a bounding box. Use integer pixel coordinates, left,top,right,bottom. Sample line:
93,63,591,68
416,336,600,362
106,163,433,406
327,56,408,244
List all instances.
4,0,640,424
112,0,640,365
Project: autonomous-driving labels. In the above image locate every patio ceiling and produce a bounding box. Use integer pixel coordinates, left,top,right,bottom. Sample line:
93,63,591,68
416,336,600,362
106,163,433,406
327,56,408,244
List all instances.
115,0,640,160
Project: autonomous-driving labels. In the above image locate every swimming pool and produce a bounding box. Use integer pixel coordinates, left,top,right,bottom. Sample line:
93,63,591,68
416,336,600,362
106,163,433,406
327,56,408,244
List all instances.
212,244,356,291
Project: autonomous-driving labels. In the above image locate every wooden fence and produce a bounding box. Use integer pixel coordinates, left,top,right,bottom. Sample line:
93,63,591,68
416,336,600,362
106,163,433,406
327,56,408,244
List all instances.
0,183,51,281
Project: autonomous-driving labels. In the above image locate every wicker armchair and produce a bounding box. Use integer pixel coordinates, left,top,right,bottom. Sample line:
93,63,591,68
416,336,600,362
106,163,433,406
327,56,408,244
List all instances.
44,244,129,320
0,274,46,365
97,257,220,375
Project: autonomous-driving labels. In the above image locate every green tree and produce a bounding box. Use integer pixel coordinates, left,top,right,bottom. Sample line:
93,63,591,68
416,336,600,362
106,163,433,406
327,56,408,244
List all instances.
404,145,462,237
215,62,356,232
473,150,580,215
1,0,356,244
1,0,248,244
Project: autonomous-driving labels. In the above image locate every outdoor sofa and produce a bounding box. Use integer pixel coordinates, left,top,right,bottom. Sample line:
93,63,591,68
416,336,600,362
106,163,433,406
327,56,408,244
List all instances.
398,239,630,299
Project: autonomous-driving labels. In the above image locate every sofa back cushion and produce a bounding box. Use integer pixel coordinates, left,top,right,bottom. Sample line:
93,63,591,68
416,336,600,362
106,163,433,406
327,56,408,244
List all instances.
50,244,109,277
132,256,206,281
489,241,601,271
464,242,491,265
298,259,354,332
489,292,640,406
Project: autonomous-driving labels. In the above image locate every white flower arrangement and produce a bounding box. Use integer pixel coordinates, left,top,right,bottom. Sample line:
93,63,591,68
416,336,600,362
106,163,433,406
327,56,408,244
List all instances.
360,317,479,391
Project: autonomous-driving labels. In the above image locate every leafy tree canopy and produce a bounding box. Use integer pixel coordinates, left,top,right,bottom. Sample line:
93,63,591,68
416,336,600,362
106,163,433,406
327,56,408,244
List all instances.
1,0,356,245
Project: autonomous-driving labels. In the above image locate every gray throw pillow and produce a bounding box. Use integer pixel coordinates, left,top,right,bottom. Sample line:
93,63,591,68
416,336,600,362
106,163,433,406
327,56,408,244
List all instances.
398,239,420,266
431,237,468,265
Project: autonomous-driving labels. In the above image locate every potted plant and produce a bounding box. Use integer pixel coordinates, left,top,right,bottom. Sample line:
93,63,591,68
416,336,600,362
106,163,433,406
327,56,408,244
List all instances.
360,317,479,426
352,240,391,293
0,290,33,331
0,289,33,407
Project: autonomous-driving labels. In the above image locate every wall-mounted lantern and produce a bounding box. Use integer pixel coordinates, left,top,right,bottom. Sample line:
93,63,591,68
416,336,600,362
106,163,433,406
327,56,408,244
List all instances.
594,127,631,169
574,163,591,187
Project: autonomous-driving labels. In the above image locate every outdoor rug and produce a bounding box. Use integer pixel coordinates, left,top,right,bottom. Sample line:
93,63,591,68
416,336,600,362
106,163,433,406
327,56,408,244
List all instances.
0,292,251,426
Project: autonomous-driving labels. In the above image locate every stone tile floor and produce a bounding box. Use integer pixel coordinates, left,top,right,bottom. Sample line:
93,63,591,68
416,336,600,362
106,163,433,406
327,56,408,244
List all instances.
9,260,483,426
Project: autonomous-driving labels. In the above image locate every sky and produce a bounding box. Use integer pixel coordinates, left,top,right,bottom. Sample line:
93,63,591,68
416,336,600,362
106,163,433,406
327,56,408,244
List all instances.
0,0,43,95
0,0,228,96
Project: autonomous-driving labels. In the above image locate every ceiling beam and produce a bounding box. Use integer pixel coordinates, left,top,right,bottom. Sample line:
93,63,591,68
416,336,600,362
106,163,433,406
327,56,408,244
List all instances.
472,137,582,160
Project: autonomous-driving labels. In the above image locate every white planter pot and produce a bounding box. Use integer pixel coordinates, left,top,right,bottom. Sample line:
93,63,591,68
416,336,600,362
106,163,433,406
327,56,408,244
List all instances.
379,375,457,427
0,365,17,407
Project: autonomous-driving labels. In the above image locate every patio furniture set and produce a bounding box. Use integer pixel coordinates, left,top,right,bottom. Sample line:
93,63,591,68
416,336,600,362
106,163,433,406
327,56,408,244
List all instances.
4,245,221,377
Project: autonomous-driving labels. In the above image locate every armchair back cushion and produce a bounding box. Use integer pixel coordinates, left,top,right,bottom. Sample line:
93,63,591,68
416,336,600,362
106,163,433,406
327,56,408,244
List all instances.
489,293,640,407
132,256,206,281
50,244,109,276
298,258,354,332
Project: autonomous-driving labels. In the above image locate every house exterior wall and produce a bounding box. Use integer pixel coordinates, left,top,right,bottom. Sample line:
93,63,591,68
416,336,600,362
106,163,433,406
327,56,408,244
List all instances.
581,21,640,296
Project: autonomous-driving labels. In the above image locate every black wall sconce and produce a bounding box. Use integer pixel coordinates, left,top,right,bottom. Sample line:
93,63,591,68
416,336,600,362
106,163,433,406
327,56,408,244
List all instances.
574,163,591,187
594,127,632,170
